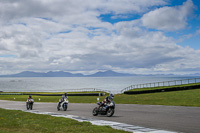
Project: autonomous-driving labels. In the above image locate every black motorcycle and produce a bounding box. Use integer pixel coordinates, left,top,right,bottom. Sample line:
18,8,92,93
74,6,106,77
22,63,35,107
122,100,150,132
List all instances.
26,99,34,110
92,100,115,117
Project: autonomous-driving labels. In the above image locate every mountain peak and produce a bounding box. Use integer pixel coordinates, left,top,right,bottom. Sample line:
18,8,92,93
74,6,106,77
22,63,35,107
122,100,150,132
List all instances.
89,70,136,77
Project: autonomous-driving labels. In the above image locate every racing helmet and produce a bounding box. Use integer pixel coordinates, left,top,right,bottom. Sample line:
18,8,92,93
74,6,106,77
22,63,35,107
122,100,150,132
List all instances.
110,93,114,97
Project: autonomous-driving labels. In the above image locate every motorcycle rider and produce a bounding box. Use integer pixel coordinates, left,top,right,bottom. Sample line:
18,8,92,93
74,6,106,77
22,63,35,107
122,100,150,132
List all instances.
26,95,34,109
108,93,114,101
26,95,33,102
100,93,114,111
58,93,68,107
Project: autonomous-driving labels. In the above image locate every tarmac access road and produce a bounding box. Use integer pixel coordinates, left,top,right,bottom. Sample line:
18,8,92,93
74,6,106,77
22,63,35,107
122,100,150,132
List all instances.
0,100,200,133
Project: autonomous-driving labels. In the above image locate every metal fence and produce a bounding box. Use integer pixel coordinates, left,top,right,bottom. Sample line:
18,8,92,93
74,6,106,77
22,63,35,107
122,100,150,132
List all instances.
0,88,111,94
121,78,200,93
0,93,23,95
59,88,111,93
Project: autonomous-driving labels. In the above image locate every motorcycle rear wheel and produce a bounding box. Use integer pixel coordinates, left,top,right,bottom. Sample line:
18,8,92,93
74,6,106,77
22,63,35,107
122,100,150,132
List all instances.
107,108,114,117
92,107,98,116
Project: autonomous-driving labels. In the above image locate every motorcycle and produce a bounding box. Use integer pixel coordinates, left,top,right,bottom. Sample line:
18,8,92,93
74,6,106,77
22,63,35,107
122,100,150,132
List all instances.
26,99,34,110
92,98,115,117
57,98,69,111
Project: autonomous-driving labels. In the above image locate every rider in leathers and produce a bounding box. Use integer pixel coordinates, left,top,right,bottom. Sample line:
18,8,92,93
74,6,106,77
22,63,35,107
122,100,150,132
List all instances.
58,93,68,107
101,94,114,111
26,95,33,102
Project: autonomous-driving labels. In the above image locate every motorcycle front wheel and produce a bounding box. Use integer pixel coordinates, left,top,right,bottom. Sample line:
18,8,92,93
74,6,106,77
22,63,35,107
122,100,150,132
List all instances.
64,104,68,111
92,107,98,116
107,108,114,117
26,103,29,110
57,104,60,111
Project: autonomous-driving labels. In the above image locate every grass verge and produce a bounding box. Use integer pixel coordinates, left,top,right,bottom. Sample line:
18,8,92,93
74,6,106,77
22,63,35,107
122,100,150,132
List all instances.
115,89,200,106
0,108,127,133
0,95,103,103
1,86,200,107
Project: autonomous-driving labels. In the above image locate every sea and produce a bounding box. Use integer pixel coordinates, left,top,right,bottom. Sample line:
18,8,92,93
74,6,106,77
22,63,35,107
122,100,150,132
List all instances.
0,76,200,94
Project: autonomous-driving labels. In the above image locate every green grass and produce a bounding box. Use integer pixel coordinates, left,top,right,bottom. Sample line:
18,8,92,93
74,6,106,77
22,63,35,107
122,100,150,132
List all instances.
0,91,108,103
0,108,127,133
1,84,200,107
1,89,200,107
0,95,105,103
115,89,200,106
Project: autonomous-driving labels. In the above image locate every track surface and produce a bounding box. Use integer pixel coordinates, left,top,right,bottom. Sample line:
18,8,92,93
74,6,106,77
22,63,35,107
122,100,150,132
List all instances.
0,100,200,133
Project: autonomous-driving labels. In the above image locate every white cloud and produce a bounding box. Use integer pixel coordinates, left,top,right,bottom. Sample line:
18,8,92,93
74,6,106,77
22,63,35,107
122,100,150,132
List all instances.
0,0,167,23
141,0,194,31
0,0,200,75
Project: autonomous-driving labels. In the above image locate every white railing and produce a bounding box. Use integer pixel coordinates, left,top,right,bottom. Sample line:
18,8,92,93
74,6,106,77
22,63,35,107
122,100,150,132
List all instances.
121,78,200,93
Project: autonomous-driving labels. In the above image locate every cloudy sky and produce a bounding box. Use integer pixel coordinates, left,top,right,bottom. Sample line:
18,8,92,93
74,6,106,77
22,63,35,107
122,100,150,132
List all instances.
0,0,200,75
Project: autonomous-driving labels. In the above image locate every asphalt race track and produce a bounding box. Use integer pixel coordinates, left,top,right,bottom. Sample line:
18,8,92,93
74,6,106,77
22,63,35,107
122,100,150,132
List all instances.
0,100,200,133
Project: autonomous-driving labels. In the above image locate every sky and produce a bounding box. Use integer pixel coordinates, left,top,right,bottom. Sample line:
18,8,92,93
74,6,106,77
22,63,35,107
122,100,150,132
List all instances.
0,0,200,75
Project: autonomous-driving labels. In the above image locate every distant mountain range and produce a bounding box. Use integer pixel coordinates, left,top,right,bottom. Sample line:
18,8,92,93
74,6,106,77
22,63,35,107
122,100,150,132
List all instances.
1,70,197,77
0,70,138,77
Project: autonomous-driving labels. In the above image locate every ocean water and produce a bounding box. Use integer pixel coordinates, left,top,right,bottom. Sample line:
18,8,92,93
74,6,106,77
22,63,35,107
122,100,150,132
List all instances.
0,76,199,94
